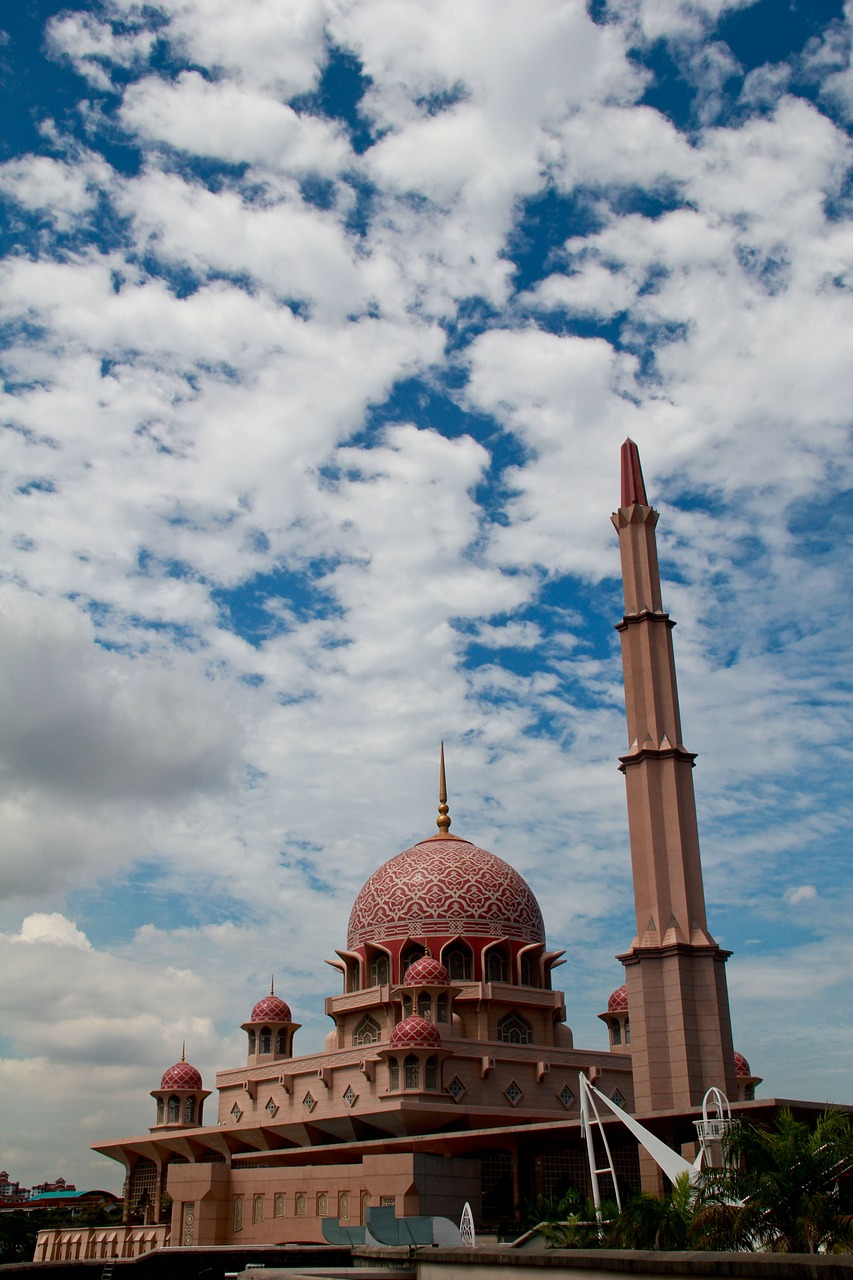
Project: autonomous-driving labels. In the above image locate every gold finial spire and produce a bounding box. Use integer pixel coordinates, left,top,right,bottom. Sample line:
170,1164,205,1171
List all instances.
181,1040,186,1063
436,741,451,836
270,975,275,996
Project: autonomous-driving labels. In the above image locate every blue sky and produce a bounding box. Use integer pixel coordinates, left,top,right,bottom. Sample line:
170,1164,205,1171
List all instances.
1,0,852,1191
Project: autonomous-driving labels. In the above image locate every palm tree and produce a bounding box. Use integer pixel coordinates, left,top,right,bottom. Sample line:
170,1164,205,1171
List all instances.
607,1173,702,1250
700,1108,853,1253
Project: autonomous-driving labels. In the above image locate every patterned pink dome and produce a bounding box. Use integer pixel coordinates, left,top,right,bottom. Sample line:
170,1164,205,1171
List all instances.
250,994,292,1022
160,1060,202,1090
608,984,629,1012
390,1015,442,1049
734,1051,751,1078
348,838,545,948
404,956,450,985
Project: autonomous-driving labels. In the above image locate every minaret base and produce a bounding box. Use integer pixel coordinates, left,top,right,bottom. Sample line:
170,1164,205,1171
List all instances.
619,942,738,1115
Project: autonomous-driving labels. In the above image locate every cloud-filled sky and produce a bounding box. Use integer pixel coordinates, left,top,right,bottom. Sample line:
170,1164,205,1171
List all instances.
1,0,851,1192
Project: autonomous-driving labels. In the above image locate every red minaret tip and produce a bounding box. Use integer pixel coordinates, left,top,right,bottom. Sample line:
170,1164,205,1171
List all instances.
621,438,648,508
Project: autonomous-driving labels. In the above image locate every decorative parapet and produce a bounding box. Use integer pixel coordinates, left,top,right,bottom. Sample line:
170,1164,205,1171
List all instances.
33,1225,170,1263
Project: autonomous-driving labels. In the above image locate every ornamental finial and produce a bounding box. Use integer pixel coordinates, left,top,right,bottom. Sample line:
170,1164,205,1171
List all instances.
181,1040,186,1063
436,742,451,836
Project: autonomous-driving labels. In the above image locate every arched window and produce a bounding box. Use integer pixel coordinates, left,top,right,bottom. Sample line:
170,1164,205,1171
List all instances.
401,944,425,975
497,1012,533,1045
247,1029,256,1054
276,1029,288,1055
611,1021,622,1046
259,1027,272,1054
317,1193,328,1217
167,1095,180,1123
183,1096,196,1124
402,995,413,1017
417,991,431,1019
389,1057,399,1090
295,1194,306,1217
625,1017,631,1044
521,954,536,986
444,943,472,981
485,949,508,983
353,1015,380,1046
370,953,390,986
425,1055,438,1090
156,1099,164,1124
436,994,448,1022
404,1054,419,1089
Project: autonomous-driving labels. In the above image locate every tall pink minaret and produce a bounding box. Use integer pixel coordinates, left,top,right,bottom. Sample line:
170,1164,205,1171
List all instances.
612,440,737,1113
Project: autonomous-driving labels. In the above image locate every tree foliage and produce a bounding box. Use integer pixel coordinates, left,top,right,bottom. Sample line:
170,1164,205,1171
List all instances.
518,1109,853,1254
700,1108,853,1253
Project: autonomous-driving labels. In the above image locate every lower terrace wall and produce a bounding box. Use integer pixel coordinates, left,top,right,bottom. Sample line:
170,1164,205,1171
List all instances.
164,1153,481,1247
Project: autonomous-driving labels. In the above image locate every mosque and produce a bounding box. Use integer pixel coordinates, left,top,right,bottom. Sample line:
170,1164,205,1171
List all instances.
91,441,765,1247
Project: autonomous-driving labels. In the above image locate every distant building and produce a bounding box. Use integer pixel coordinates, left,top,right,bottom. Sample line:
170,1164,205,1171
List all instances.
30,1178,76,1195
80,441,787,1249
1,1170,116,1217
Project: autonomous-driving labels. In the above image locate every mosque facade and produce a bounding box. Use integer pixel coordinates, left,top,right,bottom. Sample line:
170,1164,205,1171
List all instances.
91,442,763,1246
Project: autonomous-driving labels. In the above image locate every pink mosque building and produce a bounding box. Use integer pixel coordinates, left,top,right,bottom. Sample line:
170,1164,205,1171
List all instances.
89,442,768,1247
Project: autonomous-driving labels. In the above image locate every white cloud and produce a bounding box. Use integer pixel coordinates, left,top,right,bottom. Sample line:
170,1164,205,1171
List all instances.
120,72,350,173
14,913,93,950
47,11,156,90
0,153,109,229
784,884,818,907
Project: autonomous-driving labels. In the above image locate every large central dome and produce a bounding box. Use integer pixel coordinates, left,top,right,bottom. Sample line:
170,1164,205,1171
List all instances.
347,835,545,948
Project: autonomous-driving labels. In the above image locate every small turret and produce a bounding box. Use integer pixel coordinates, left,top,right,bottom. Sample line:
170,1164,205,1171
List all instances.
241,978,301,1066
150,1044,210,1130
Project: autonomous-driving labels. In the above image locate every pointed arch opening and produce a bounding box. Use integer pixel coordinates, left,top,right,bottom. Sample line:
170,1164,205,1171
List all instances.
484,946,508,983
442,940,472,981
353,1015,381,1047
497,1011,533,1045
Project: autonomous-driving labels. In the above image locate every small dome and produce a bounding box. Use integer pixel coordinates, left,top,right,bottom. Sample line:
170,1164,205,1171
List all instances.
404,956,450,985
734,1050,751,1078
250,994,292,1022
390,1015,442,1049
160,1059,202,1090
608,984,628,1012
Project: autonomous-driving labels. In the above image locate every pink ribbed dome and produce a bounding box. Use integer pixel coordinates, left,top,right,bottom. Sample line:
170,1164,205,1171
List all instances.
608,984,628,1012
250,994,292,1022
160,1059,202,1090
734,1051,751,1078
348,837,545,948
390,1015,442,1049
404,956,450,985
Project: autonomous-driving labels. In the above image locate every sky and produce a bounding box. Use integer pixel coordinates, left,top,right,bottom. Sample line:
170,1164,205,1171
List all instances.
1,0,852,1194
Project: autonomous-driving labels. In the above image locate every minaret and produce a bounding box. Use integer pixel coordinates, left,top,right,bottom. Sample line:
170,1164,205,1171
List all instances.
612,440,737,1113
